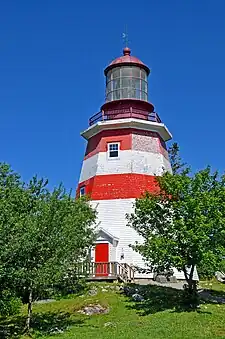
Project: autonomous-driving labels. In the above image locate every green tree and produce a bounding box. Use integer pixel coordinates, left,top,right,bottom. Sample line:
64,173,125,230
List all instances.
168,142,187,174
127,145,225,303
0,164,96,333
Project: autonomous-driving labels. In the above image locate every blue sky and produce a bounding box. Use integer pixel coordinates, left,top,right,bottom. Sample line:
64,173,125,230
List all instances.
0,0,225,192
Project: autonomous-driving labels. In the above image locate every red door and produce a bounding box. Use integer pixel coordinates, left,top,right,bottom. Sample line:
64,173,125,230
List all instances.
95,243,109,276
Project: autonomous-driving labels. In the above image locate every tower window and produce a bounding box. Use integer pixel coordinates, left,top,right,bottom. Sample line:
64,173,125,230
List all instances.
108,143,119,158
80,186,85,197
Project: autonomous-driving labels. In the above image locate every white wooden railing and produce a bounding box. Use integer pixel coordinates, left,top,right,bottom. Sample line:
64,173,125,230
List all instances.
75,261,135,282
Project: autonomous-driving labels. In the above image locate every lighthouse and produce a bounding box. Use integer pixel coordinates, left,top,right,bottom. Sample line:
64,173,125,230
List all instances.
77,47,184,279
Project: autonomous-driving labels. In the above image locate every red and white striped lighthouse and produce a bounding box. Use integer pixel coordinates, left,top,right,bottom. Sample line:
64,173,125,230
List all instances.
77,47,182,279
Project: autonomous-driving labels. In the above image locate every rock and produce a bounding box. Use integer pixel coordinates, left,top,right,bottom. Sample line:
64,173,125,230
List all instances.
132,293,145,302
78,303,109,316
49,327,64,334
101,288,108,292
123,286,130,295
215,271,225,283
217,297,225,304
155,275,167,283
88,288,98,296
123,286,136,296
104,322,116,328
168,276,177,283
153,269,173,281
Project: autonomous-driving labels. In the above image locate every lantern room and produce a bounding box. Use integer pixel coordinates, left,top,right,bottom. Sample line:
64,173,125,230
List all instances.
104,47,150,102
88,47,160,126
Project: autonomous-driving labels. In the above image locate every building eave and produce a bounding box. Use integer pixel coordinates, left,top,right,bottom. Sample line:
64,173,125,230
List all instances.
81,118,172,142
98,227,119,242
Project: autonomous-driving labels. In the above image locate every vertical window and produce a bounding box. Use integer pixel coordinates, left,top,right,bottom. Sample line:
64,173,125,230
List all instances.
108,143,119,158
80,186,85,197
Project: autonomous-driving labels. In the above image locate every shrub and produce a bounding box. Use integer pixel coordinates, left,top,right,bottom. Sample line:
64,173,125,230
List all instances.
0,290,22,316
54,274,86,297
198,259,225,280
197,263,215,280
219,260,225,273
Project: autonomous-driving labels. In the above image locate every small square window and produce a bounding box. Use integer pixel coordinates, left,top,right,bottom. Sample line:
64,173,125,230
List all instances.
108,143,119,158
80,186,85,197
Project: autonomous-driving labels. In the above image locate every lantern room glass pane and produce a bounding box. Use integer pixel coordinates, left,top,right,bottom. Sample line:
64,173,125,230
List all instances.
113,90,121,100
107,92,113,101
141,80,147,93
112,79,120,90
106,82,111,93
141,69,147,80
105,66,148,102
121,78,130,88
141,91,147,101
121,67,132,77
122,88,128,98
106,70,112,83
132,67,140,78
112,68,120,79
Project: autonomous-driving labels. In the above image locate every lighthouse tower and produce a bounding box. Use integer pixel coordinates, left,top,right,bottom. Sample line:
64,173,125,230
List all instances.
78,47,178,279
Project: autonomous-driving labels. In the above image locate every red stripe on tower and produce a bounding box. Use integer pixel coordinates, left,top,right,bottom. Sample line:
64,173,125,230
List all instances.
77,173,159,200
84,128,169,160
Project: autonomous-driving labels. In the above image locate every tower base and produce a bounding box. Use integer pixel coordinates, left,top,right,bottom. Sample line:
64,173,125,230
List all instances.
90,199,198,281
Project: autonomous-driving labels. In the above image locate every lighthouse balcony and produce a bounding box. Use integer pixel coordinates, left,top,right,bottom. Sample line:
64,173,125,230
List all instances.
89,108,161,126
83,113,172,142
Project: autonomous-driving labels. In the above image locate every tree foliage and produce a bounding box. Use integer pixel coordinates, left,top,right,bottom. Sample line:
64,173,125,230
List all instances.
0,163,96,332
127,144,225,299
168,142,187,174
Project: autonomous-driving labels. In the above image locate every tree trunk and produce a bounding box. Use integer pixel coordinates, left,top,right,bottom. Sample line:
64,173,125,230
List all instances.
183,265,198,309
183,264,195,290
25,288,33,334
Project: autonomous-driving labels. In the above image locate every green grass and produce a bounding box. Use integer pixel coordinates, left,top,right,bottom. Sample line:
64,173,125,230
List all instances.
200,278,225,293
1,282,225,339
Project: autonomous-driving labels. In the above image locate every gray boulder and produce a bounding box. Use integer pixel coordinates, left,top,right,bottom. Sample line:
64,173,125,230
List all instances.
132,293,145,302
78,303,109,316
155,275,167,283
215,271,225,283
104,322,116,328
88,288,98,296
49,327,64,334
168,276,177,283
123,286,136,296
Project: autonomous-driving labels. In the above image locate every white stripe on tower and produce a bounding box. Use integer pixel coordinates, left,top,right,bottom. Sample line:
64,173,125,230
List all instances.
79,150,171,183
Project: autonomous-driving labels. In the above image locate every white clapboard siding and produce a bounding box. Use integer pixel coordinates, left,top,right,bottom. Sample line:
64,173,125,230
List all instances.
91,199,198,280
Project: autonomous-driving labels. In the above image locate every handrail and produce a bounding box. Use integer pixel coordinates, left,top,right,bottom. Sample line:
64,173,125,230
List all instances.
89,109,161,126
75,261,135,282
120,263,135,281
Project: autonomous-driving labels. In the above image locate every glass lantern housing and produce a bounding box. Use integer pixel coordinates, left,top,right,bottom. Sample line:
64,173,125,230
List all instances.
106,65,148,102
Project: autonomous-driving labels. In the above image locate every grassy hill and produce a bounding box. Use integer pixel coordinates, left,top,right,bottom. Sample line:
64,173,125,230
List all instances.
1,281,225,339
